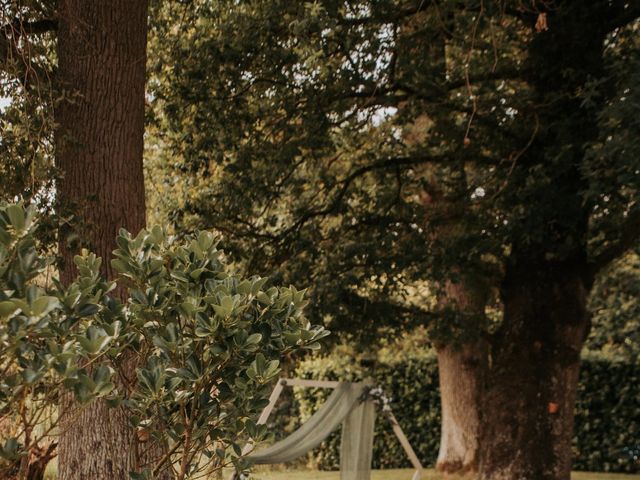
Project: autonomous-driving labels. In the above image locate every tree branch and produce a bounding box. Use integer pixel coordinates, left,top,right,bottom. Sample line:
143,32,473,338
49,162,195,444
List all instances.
10,18,58,35
333,67,526,107
0,17,55,85
336,289,436,330
277,152,498,240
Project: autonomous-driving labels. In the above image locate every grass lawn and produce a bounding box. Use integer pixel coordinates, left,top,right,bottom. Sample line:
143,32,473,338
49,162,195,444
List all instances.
45,463,640,479
248,468,640,480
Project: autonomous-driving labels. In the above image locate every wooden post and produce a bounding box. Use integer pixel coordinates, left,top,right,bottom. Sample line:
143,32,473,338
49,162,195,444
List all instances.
230,380,288,479
257,379,287,426
384,409,423,480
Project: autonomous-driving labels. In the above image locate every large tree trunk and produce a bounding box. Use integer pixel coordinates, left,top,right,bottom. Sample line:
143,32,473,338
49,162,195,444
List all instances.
436,341,486,474
55,1,151,478
56,0,148,282
478,262,591,480
475,4,605,477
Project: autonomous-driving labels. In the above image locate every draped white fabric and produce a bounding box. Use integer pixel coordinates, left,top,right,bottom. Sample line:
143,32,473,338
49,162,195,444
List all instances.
340,393,376,480
247,382,374,470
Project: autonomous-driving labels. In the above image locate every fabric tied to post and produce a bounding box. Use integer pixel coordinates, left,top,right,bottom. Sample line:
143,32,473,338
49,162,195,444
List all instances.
247,382,376,480
340,394,376,480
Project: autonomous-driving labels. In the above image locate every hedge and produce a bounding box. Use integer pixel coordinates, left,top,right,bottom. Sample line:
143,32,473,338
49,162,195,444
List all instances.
574,353,640,472
289,351,639,473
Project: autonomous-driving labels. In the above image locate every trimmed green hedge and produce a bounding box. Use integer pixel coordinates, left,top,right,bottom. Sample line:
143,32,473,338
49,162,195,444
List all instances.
292,351,639,473
574,354,640,472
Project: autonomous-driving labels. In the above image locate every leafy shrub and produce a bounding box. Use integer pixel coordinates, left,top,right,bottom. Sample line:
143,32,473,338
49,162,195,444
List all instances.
112,226,328,479
587,251,640,363
0,203,328,480
0,204,120,478
295,350,639,473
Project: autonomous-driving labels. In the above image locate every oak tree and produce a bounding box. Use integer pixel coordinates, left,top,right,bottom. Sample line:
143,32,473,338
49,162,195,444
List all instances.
147,2,640,478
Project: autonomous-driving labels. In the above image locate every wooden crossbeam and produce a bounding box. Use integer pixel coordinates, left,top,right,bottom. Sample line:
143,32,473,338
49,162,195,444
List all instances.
280,378,341,389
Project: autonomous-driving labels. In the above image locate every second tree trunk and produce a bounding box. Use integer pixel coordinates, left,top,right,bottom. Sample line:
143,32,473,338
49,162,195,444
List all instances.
436,341,486,473
478,263,591,480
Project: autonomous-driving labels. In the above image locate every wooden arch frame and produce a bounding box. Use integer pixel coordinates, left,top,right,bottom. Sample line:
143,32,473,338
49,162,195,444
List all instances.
243,378,424,480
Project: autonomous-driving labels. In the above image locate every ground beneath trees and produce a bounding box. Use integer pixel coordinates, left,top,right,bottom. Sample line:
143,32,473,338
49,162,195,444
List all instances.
44,463,640,479
248,468,640,480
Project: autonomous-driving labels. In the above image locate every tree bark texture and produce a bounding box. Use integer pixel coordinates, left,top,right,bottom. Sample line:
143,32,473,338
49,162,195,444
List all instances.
55,1,152,478
436,341,486,474
478,262,591,480
433,274,489,475
406,9,492,469
422,186,489,476
56,0,147,283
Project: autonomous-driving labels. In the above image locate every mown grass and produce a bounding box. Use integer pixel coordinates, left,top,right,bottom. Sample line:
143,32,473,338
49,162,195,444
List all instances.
44,462,640,479
247,467,640,480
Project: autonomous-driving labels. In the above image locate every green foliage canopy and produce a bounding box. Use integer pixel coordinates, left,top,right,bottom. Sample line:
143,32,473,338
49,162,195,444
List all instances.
147,1,640,343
